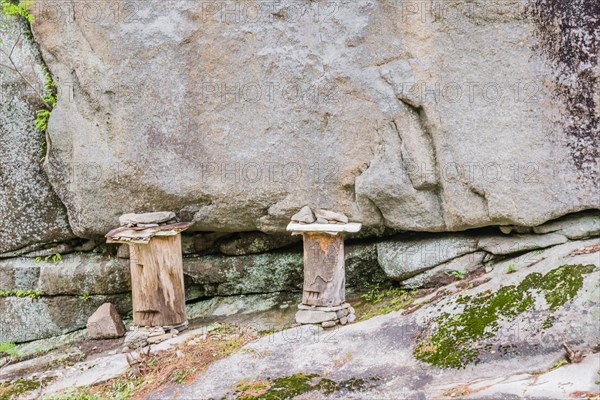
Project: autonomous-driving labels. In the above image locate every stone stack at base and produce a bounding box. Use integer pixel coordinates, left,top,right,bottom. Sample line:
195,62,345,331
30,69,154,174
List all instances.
295,303,357,328
287,207,362,329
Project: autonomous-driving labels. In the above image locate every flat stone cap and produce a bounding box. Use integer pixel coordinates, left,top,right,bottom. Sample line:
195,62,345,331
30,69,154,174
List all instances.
287,222,362,233
119,211,176,226
106,222,193,244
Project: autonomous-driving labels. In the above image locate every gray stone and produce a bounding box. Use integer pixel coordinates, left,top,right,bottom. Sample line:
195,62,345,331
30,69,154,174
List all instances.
478,233,568,255
339,317,348,325
186,292,297,322
218,232,300,256
347,314,356,323
0,261,40,292
22,243,74,258
87,303,126,339
74,239,102,252
377,235,478,280
400,252,486,289
184,245,384,297
0,21,73,254
533,211,600,240
184,252,303,297
336,310,345,319
148,329,166,338
316,217,329,224
291,206,315,224
499,226,533,235
147,333,174,344
322,321,337,328
182,232,230,255
118,212,176,226
297,303,350,312
295,309,338,324
314,209,349,224
0,294,131,343
124,330,150,349
345,243,388,287
167,239,600,400
117,244,130,259
23,1,598,238
38,254,131,295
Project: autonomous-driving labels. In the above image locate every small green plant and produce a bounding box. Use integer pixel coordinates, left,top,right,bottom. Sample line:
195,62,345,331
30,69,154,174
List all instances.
447,270,466,280
506,264,517,274
1,0,34,21
171,368,196,384
360,284,417,320
34,253,62,263
107,379,136,399
1,289,41,299
81,293,91,301
552,359,568,370
0,341,18,357
1,2,58,162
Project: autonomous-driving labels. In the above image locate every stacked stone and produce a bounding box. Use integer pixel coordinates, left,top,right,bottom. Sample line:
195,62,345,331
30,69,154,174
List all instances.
119,211,177,228
123,321,187,351
291,206,349,225
296,303,356,328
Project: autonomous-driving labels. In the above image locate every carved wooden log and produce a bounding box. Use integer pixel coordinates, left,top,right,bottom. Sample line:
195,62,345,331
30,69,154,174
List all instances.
129,235,187,326
302,233,345,307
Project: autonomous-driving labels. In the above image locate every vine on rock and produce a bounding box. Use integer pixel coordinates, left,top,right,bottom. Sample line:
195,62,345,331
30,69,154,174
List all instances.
1,0,57,161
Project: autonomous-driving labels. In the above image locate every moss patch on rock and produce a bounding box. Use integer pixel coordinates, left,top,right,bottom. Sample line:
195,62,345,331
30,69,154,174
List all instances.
234,373,368,399
414,264,596,368
357,284,417,321
0,376,55,400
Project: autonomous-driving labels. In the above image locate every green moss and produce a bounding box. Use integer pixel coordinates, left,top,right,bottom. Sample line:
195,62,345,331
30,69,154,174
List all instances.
0,289,41,299
0,342,17,357
318,377,365,394
235,374,367,399
414,265,596,369
358,284,417,321
537,264,595,310
542,316,555,329
0,376,55,400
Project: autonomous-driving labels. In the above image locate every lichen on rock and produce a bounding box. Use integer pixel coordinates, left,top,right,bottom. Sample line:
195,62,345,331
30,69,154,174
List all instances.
414,264,596,368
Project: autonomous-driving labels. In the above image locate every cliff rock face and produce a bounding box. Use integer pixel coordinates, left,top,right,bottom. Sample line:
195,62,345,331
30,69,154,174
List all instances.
19,0,597,239
0,1,599,345
0,20,73,253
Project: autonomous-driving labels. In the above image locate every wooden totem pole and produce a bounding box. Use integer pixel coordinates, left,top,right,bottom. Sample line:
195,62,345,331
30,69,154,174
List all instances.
106,213,192,328
288,207,361,327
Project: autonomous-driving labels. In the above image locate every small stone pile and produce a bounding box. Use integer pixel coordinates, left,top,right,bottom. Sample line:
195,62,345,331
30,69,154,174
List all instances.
291,206,349,225
123,321,188,351
295,303,356,328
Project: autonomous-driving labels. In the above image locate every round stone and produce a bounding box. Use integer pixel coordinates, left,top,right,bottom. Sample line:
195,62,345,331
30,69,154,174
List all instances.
322,321,337,328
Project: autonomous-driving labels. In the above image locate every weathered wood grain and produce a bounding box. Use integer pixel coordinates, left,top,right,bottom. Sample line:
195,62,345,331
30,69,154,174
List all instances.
301,233,345,307
129,235,187,326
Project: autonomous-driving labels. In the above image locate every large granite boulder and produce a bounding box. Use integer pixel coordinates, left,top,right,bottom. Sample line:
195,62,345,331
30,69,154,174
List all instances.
24,0,597,238
0,18,73,254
